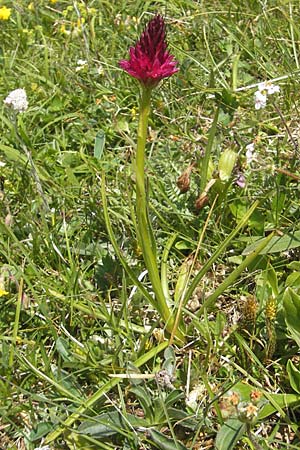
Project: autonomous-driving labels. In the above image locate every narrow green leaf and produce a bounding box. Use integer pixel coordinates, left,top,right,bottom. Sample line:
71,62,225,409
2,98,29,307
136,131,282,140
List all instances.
94,130,106,159
266,263,279,296
242,231,300,255
287,360,300,394
200,107,219,193
283,287,300,347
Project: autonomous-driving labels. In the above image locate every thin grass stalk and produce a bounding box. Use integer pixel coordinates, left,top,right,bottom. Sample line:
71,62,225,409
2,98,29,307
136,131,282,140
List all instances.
8,277,24,369
160,233,178,304
183,200,259,307
200,107,219,194
198,232,274,315
170,195,218,344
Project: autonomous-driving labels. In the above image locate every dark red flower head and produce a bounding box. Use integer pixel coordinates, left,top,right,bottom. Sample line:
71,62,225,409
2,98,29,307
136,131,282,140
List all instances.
119,15,179,88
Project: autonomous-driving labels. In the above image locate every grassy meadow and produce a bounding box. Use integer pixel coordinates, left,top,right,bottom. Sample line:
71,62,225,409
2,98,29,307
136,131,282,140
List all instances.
1,1,300,449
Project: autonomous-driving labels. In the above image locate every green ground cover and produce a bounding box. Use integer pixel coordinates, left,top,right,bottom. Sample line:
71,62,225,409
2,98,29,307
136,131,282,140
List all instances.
1,1,300,448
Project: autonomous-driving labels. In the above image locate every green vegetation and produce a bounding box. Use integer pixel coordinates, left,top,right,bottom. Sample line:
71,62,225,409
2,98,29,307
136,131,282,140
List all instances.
1,1,300,449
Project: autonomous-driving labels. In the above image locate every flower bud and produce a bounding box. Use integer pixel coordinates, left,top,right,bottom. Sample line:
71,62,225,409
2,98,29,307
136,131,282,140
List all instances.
218,149,237,182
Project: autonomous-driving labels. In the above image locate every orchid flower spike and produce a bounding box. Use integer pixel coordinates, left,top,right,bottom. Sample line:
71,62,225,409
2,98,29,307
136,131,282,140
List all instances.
119,14,179,88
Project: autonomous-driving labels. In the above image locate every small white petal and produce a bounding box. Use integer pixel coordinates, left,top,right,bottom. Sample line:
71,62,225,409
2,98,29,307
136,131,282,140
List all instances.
254,91,267,110
258,82,267,92
246,143,255,152
267,84,280,94
245,143,257,165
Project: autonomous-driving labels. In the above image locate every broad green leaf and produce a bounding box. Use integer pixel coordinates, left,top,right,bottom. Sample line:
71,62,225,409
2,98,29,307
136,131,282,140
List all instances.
149,428,188,450
287,360,300,394
165,407,197,430
258,393,300,419
78,411,148,437
28,422,53,442
242,231,300,255
215,419,246,450
0,143,27,164
287,261,300,271
51,366,82,398
130,385,154,420
283,288,300,347
286,272,300,290
56,336,71,361
164,390,185,408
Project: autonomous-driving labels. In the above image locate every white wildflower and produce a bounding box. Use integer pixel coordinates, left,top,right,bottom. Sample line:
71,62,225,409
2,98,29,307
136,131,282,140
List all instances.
254,90,267,110
77,59,87,66
254,81,280,110
258,81,280,95
245,142,256,165
75,59,87,71
266,84,280,94
4,88,28,113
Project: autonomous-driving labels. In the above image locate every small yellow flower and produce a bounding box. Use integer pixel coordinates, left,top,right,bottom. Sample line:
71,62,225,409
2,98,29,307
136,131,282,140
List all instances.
0,6,11,21
59,23,70,35
28,2,34,10
77,17,85,28
50,0,58,4
0,288,9,297
131,107,137,119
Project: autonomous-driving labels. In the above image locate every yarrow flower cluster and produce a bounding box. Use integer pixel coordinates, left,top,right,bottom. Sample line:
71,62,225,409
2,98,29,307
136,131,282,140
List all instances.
254,81,280,110
119,14,179,88
4,88,28,113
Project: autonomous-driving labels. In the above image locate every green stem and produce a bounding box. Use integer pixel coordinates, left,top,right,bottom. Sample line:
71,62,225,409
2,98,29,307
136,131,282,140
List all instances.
9,277,24,369
200,107,219,194
135,87,184,342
